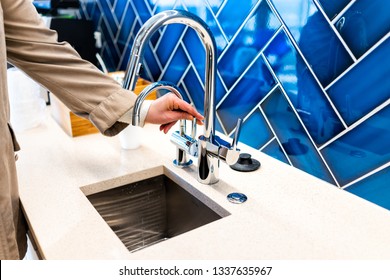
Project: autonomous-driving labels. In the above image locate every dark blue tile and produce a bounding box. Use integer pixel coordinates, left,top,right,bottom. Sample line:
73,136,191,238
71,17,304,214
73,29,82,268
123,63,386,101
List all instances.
161,45,189,84
215,116,224,135
133,0,152,24
335,0,390,58
327,38,390,125
239,109,273,150
261,87,336,184
265,30,345,145
217,0,257,41
99,0,118,35
86,1,96,18
177,82,191,104
181,1,227,53
207,0,225,14
183,28,206,81
101,44,116,72
107,0,115,7
118,42,132,71
218,56,276,134
117,6,136,45
262,139,290,165
321,105,390,186
91,4,102,29
345,167,390,211
114,0,128,23
219,0,281,88
317,0,351,20
183,67,205,115
143,42,162,81
270,0,354,87
156,24,186,66
100,19,120,64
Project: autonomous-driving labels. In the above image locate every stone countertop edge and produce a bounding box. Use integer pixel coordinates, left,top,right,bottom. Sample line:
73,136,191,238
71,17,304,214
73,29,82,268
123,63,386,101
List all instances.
15,116,390,260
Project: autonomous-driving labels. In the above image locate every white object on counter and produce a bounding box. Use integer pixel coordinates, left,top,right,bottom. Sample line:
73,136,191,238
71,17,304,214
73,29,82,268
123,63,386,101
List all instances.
119,124,142,149
7,67,46,132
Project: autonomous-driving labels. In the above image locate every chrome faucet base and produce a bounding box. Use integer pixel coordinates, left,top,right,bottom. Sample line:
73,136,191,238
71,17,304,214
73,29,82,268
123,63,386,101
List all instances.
173,159,193,168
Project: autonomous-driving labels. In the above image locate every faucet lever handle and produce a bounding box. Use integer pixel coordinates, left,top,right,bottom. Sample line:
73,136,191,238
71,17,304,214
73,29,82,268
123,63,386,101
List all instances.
190,117,197,139
231,118,242,150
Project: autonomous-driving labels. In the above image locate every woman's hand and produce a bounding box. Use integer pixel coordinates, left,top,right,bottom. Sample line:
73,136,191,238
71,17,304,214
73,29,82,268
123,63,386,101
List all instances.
145,93,204,133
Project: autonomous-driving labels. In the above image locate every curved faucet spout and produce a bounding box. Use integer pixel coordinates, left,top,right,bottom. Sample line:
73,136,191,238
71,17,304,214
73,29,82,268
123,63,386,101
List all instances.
132,80,183,126
123,9,217,141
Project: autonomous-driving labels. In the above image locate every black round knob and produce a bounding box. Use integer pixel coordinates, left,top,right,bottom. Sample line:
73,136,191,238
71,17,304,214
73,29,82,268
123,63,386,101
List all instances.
230,153,260,172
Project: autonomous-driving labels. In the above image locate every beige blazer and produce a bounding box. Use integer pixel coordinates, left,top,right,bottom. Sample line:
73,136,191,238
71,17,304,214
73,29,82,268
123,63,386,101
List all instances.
1,0,136,259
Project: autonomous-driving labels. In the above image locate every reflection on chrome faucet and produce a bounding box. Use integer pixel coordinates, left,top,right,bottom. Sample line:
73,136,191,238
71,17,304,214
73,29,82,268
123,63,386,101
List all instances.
123,10,241,185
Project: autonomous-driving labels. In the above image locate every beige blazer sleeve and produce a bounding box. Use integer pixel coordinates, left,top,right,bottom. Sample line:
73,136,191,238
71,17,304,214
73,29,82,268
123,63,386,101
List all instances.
3,0,136,136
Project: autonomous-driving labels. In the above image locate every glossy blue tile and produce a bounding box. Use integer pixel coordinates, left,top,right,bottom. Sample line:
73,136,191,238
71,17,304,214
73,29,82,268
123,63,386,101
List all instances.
345,167,390,211
100,19,119,63
117,6,136,45
91,4,102,28
207,0,225,14
175,82,191,104
133,0,152,24
114,0,127,23
183,28,205,80
317,0,351,20
262,139,290,165
161,45,189,83
335,0,390,58
239,109,273,150
321,105,390,186
101,44,116,72
218,56,276,134
219,0,281,88
265,30,345,145
183,27,226,105
217,0,257,41
183,67,205,115
143,41,161,81
327,38,390,125
156,24,186,66
85,1,96,18
99,0,118,35
181,0,227,53
270,0,354,87
261,87,336,184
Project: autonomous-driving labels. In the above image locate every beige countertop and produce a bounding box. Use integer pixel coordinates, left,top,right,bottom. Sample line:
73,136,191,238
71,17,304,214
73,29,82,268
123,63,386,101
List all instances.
16,116,390,259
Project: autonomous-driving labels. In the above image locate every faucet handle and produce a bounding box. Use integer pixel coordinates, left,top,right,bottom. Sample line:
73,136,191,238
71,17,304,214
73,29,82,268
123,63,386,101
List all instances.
231,118,242,150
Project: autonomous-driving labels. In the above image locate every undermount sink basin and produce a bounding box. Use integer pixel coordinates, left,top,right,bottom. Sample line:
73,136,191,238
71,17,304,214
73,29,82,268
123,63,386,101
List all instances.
86,173,229,253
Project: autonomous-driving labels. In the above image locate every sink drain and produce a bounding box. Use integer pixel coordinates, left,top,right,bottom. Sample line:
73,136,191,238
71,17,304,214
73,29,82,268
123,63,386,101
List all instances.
227,192,247,204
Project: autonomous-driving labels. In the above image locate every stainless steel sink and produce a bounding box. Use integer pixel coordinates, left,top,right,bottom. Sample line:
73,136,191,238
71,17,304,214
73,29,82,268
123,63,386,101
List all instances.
86,174,229,253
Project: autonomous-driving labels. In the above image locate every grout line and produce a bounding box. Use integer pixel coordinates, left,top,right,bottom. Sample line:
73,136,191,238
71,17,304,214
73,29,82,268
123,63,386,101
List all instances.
260,136,277,153
204,0,229,47
331,0,357,24
218,0,263,62
319,98,390,150
215,0,228,18
216,111,228,136
342,162,390,190
216,26,283,109
312,0,357,63
258,103,293,166
157,27,189,81
325,33,390,91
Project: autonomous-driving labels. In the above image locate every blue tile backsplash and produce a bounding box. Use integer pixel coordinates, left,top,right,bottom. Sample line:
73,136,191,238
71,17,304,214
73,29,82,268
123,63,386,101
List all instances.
79,0,390,210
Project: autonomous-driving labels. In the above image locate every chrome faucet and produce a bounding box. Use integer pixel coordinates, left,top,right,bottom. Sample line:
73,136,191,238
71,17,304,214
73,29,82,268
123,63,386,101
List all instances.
124,10,241,184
